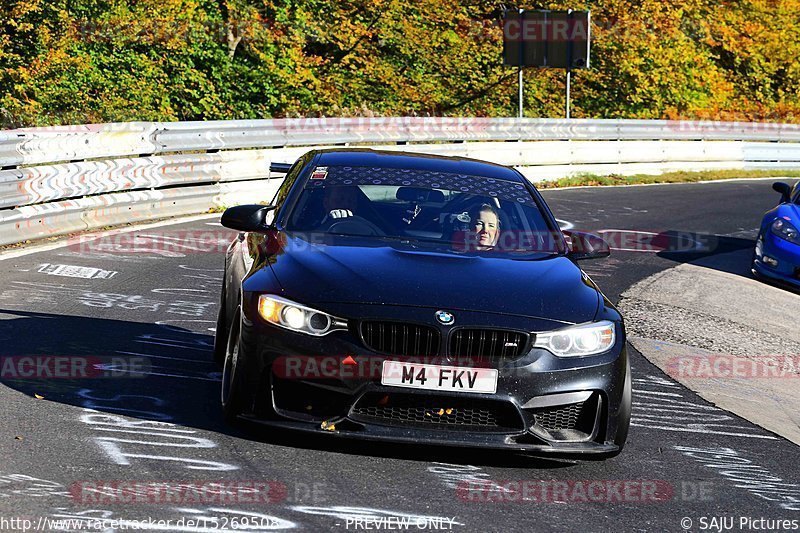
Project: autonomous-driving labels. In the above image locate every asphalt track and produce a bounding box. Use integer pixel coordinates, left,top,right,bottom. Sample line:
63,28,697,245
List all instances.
0,179,798,532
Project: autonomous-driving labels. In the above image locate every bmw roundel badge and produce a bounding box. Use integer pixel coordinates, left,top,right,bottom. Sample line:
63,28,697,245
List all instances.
435,310,455,326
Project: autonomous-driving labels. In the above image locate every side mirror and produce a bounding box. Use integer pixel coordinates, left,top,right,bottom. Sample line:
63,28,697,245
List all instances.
220,205,276,232
564,230,611,261
773,182,792,204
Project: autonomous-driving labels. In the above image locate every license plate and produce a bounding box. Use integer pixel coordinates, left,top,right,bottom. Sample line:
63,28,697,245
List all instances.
381,361,498,394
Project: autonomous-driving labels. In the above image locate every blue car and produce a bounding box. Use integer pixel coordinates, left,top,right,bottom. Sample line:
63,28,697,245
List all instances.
752,181,800,290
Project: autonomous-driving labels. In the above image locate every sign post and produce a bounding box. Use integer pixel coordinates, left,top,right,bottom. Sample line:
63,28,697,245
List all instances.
502,9,591,119
516,8,524,119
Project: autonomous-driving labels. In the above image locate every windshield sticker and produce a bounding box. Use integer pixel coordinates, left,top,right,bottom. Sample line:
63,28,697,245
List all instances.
310,166,329,180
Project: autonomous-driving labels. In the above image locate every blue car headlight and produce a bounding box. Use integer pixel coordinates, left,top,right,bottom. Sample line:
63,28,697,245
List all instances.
771,218,800,245
533,321,616,357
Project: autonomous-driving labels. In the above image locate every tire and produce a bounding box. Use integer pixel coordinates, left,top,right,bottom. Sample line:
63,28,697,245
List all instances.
221,310,245,424
212,284,227,366
751,235,763,280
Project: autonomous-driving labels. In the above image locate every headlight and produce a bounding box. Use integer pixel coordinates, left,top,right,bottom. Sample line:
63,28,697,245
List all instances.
771,218,800,245
257,295,347,336
533,321,616,357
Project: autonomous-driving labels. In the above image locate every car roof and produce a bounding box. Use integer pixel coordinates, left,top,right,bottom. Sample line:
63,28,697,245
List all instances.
312,149,526,183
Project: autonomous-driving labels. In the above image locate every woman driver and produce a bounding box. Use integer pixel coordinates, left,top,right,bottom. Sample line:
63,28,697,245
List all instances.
469,203,501,250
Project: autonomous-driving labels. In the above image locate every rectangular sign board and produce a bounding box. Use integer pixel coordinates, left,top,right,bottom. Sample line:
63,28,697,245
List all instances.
502,10,590,69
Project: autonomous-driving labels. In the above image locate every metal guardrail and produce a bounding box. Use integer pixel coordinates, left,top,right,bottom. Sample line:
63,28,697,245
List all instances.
0,123,158,168
5,118,800,168
0,180,280,247
2,117,800,247
0,149,287,209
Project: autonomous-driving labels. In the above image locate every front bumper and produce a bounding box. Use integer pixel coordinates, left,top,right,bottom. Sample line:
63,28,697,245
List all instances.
236,304,630,456
240,413,620,455
753,232,800,289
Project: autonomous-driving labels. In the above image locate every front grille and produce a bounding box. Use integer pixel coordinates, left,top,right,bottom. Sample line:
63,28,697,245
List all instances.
449,329,529,363
534,402,584,431
351,392,524,432
361,321,440,356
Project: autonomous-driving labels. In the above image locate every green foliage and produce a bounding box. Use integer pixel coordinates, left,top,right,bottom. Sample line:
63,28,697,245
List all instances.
1,0,800,126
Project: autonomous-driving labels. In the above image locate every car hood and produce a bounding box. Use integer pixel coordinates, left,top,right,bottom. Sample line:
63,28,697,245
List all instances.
262,233,601,325
766,203,800,229
783,203,800,221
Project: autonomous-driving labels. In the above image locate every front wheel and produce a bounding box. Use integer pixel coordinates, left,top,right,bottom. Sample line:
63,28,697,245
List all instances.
221,311,245,423
213,306,227,366
212,281,228,366
751,234,764,279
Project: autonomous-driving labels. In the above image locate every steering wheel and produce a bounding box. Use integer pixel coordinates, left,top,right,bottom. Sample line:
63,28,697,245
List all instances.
327,216,386,237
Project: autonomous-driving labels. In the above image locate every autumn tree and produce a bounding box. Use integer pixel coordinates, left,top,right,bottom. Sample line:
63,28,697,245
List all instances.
1,0,800,125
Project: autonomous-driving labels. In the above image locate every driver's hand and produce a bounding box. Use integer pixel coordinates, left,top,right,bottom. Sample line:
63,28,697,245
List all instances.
328,209,353,219
321,209,354,226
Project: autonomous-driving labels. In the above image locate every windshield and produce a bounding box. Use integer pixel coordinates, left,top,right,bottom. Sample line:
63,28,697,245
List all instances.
285,165,563,254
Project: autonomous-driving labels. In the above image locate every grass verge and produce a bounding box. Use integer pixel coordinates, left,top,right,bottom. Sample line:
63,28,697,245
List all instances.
536,169,800,189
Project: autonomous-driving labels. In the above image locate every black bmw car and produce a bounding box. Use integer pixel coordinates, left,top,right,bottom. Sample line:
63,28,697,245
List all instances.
214,149,631,458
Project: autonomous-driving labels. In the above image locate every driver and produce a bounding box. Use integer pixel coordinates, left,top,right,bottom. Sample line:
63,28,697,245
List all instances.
320,186,360,226
468,203,501,250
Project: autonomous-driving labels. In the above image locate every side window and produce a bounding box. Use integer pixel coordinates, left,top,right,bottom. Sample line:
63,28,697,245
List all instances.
266,153,312,225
